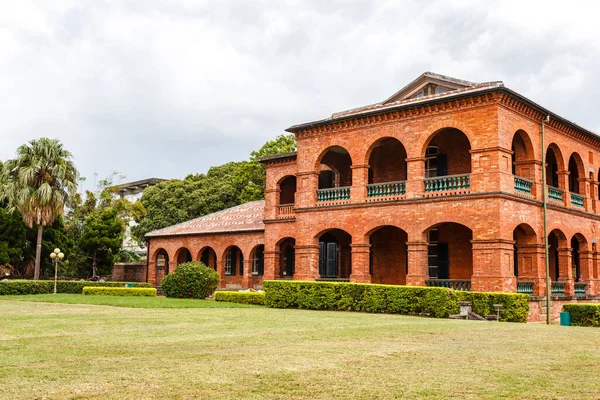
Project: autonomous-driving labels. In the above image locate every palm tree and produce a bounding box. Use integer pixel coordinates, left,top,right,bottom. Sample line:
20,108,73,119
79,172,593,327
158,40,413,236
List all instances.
3,138,79,280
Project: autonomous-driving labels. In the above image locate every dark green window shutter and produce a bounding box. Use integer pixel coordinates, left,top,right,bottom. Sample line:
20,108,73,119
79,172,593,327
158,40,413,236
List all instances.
437,243,449,279
319,242,326,277
326,242,338,278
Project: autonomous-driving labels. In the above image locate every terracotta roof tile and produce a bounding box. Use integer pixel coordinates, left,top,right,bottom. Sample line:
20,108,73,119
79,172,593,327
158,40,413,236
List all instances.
145,200,265,237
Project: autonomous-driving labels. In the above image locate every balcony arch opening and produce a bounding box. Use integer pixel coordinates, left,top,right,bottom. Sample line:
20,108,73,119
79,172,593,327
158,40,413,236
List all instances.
367,138,407,183
424,222,473,290
568,153,584,194
277,238,295,278
571,234,588,283
545,144,564,189
317,146,352,189
367,226,408,285
223,246,243,276
199,246,217,270
278,175,297,205
423,128,471,178
317,229,352,279
511,130,535,179
250,245,265,276
175,247,192,266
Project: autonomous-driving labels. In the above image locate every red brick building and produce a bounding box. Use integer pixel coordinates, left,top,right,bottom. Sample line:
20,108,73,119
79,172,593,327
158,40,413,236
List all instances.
146,72,600,319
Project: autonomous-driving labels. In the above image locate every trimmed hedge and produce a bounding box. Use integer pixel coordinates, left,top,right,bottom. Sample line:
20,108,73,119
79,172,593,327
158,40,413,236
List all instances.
563,304,600,327
0,280,152,296
214,291,265,305
83,287,157,297
263,280,530,322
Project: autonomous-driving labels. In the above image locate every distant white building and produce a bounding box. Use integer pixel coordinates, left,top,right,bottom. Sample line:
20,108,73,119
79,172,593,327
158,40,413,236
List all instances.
112,178,167,256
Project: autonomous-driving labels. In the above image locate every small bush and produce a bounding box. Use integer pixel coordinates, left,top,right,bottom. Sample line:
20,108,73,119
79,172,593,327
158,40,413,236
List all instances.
214,291,265,305
83,287,157,296
0,280,151,295
563,304,600,327
263,280,529,322
161,262,219,299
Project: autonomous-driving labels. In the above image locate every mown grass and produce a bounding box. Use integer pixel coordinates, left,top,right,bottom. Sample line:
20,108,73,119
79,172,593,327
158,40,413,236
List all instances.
1,296,599,399
0,294,258,308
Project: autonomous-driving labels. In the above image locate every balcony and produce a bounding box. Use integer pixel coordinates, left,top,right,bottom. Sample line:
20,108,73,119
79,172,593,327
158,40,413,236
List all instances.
575,283,587,297
547,186,563,203
514,176,533,196
424,174,470,194
366,181,406,201
551,281,565,296
276,204,295,219
316,187,351,204
425,279,471,291
516,281,534,295
570,193,584,208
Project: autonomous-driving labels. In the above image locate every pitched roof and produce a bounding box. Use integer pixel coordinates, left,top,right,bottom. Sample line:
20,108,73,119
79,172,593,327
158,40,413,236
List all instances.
286,72,503,132
145,200,265,238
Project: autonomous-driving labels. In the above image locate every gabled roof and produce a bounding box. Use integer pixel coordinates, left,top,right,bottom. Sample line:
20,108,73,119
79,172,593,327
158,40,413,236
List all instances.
146,200,265,238
286,72,504,133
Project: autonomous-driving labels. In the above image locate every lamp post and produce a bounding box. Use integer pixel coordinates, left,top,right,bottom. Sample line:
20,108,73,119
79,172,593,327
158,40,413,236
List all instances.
50,248,64,294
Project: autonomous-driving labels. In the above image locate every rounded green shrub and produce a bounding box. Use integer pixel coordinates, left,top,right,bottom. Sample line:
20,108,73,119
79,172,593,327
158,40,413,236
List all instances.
161,262,219,299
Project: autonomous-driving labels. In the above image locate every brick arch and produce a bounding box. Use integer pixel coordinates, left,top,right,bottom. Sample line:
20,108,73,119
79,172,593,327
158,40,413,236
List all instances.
363,224,408,240
419,218,475,240
151,247,169,261
197,246,217,269
512,129,536,162
417,120,476,156
363,136,408,165
568,151,586,194
313,145,354,170
546,143,566,171
513,223,537,244
174,247,193,265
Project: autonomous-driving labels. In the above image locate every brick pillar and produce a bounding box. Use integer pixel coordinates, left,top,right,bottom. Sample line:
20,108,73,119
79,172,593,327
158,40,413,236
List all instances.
579,250,594,296
296,171,318,208
405,157,425,199
592,247,600,295
264,188,278,220
517,243,546,296
557,170,570,206
350,242,371,283
263,250,277,281
294,244,319,281
241,249,251,289
557,247,574,296
471,239,516,292
217,258,226,289
591,180,599,213
351,164,369,203
148,261,156,286
406,241,428,286
514,160,541,198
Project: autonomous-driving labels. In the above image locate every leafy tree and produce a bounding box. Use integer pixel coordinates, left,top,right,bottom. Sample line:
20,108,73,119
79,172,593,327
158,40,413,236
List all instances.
0,208,28,267
80,207,125,277
131,134,296,244
2,138,79,279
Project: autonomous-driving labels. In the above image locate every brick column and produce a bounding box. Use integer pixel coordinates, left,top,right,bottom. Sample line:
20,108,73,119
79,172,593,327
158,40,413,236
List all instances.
263,250,278,281
405,157,425,198
350,242,371,283
148,261,156,286
557,170,570,206
406,241,428,286
591,181,599,213
516,243,546,296
217,258,227,289
579,250,594,296
241,250,252,289
351,164,369,203
557,247,574,296
592,247,600,295
296,171,318,208
264,188,278,220
471,239,516,292
294,244,319,281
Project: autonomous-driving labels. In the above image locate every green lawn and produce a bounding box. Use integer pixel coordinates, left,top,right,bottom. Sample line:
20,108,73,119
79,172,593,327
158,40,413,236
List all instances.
1,296,599,399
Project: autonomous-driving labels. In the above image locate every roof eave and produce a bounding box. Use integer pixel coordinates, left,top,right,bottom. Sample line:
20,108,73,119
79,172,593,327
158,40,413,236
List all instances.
286,86,599,141
146,228,265,239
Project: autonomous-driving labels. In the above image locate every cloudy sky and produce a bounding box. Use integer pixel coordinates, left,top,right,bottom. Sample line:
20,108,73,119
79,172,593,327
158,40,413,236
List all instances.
1,0,599,189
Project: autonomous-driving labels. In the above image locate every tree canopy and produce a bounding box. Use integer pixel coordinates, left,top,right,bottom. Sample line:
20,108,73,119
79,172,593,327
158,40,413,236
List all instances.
132,134,296,244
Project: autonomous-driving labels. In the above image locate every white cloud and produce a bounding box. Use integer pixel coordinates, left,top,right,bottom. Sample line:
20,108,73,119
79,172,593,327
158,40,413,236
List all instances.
1,0,599,188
